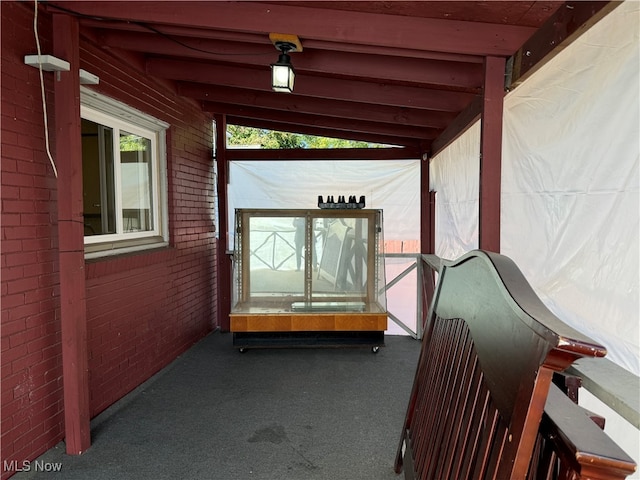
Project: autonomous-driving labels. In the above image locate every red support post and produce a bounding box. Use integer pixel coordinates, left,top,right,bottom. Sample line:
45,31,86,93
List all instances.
479,56,505,253
215,114,232,331
52,13,91,454
420,154,435,255
420,155,437,333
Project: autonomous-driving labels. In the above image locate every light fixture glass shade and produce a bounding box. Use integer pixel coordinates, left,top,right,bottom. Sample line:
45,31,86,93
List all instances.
271,53,295,93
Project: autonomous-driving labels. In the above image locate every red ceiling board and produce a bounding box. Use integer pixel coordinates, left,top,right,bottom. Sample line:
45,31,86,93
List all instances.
204,102,438,140
87,19,485,63
98,30,274,59
290,76,475,112
55,1,537,56
146,58,475,112
99,31,483,91
179,83,455,129
84,19,270,45
46,0,601,152
295,51,482,91
275,1,562,26
510,2,566,26
146,57,270,88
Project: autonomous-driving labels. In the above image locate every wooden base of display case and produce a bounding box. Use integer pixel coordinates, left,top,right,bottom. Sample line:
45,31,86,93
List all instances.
230,312,387,351
230,312,387,332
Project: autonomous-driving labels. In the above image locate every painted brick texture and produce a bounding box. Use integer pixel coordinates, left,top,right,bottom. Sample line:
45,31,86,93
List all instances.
1,5,63,477
1,3,217,477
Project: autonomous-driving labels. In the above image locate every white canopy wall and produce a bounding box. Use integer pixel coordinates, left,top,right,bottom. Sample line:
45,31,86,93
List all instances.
432,1,639,375
429,122,480,260
430,2,639,464
228,159,420,242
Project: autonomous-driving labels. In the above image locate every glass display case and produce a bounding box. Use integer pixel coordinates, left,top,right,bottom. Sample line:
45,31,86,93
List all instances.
230,208,387,351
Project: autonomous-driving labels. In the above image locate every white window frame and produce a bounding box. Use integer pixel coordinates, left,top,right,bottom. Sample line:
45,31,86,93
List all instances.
81,87,169,259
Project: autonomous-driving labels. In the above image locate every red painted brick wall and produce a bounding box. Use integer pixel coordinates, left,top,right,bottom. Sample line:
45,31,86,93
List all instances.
1,4,63,476
1,3,217,477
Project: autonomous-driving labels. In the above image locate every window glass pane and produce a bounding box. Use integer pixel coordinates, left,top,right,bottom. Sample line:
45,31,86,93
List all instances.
82,119,115,235
103,127,116,234
313,217,368,298
248,216,305,297
231,210,385,317
120,131,153,233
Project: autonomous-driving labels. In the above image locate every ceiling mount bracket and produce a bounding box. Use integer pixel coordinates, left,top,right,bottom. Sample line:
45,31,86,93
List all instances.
274,41,297,55
269,33,303,52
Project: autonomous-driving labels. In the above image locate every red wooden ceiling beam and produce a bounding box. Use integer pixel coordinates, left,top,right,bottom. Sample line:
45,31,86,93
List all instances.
146,58,474,112
97,31,483,91
52,1,536,56
179,83,456,129
81,19,484,63
205,102,438,140
225,147,421,161
511,1,620,86
226,116,424,148
430,96,483,157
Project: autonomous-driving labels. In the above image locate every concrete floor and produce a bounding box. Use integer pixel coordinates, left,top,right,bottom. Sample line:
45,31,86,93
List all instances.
16,331,421,480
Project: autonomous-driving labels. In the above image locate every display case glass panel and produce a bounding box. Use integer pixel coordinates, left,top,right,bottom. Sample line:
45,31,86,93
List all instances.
231,209,386,315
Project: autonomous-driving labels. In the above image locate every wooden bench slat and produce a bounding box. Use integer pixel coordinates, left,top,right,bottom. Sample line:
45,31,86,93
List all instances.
451,357,483,480
435,329,476,479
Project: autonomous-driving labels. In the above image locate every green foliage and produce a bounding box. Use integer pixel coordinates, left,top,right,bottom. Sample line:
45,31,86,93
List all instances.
226,125,382,149
120,134,148,151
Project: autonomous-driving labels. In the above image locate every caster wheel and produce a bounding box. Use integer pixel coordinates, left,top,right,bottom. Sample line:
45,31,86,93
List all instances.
371,346,380,354
239,348,248,353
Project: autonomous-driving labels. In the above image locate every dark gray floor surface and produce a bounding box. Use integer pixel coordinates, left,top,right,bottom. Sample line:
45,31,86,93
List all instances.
16,331,421,480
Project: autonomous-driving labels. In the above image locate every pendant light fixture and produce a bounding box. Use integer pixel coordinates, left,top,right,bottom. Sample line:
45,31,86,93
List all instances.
271,41,296,93
269,34,302,93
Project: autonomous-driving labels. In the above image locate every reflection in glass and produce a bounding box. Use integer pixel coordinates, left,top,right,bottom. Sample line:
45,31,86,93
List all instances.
313,217,368,297
120,131,153,232
82,119,115,235
248,216,305,296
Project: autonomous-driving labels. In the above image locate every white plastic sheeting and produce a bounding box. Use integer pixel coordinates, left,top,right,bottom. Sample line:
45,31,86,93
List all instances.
501,1,640,377
228,159,420,244
501,7,640,463
429,122,480,260
431,2,639,376
430,3,639,464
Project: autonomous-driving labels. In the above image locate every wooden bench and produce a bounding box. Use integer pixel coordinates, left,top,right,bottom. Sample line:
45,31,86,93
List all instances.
394,250,634,479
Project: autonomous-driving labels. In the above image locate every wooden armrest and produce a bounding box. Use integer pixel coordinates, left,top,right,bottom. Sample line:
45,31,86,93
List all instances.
541,384,637,479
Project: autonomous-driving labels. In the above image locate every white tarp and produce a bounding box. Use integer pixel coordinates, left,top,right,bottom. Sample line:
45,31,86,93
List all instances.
429,122,480,260
432,2,639,376
228,159,420,244
430,3,639,464
501,1,639,377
